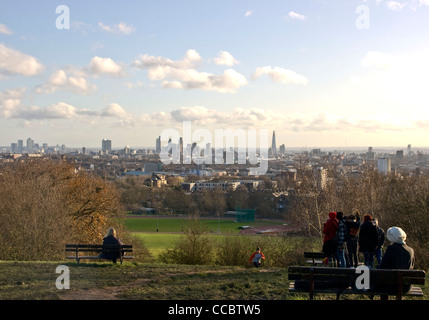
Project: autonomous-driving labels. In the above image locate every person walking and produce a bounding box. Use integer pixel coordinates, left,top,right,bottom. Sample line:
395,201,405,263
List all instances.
358,214,379,268
249,247,265,268
345,209,361,268
322,211,339,266
336,212,347,268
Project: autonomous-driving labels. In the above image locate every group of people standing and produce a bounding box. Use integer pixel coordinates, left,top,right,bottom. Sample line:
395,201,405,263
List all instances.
322,209,415,270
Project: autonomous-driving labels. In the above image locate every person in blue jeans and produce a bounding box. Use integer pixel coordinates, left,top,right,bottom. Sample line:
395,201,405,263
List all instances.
336,212,347,268
358,214,379,268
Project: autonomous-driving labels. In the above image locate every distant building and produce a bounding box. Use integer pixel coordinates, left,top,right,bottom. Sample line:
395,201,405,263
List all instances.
314,167,328,190
27,138,34,153
378,158,391,175
271,131,277,156
156,136,161,154
102,139,112,153
279,144,286,155
17,140,23,153
367,146,375,160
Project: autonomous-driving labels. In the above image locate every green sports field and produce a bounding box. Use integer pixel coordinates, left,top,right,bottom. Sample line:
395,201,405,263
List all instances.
124,216,286,259
124,216,285,233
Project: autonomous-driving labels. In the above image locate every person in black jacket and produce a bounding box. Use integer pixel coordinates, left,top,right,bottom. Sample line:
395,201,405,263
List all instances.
376,226,415,299
373,218,385,268
100,227,123,263
358,214,379,268
345,210,361,268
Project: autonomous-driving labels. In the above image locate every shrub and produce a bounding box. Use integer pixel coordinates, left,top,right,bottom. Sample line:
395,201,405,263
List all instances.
159,219,215,265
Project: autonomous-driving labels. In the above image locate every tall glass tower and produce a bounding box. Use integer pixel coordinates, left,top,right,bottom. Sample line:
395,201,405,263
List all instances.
271,131,277,156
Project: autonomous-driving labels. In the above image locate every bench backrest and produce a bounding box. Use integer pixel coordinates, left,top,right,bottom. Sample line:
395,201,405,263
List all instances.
65,244,133,253
288,266,425,286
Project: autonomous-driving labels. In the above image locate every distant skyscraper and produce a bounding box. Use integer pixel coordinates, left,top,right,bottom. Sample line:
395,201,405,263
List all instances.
279,144,286,155
27,137,34,153
17,140,23,153
156,136,161,154
271,131,277,156
102,139,112,153
378,158,391,175
367,146,375,160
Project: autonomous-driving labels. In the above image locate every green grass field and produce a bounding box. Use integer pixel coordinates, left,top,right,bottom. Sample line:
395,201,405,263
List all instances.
124,216,285,233
125,216,287,259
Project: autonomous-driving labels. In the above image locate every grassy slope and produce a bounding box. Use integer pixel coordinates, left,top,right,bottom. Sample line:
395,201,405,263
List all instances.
1,261,427,301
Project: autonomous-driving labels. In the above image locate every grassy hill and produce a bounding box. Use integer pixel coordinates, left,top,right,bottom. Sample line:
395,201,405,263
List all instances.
1,261,427,301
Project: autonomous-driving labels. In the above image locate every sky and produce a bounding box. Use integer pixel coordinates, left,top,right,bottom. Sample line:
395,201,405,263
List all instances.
1,0,429,150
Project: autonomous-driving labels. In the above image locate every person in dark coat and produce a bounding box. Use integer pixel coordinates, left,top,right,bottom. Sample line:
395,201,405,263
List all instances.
345,209,361,268
100,227,123,263
358,214,379,268
374,218,385,267
376,227,415,299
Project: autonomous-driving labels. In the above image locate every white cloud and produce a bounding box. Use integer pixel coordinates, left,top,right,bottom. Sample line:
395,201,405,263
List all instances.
252,66,309,85
101,103,128,118
245,10,253,17
0,23,12,35
361,51,396,69
386,1,408,10
287,11,307,20
0,88,25,118
133,50,247,93
213,51,239,66
35,69,97,95
0,43,44,76
98,22,135,35
89,56,125,77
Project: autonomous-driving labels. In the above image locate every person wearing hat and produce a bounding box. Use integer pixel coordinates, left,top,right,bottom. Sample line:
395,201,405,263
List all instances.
380,226,414,270
374,227,415,299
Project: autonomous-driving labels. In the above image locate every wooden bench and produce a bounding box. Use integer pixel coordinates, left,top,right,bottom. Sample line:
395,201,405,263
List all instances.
304,252,325,266
65,244,133,264
288,266,425,300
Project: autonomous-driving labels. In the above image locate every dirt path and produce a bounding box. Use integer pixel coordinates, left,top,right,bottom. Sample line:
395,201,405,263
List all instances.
59,269,241,300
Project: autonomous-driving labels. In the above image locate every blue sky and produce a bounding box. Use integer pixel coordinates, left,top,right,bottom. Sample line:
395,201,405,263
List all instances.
1,0,429,149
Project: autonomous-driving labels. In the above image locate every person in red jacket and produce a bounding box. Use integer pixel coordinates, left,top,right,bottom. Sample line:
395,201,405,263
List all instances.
322,211,339,266
249,247,265,268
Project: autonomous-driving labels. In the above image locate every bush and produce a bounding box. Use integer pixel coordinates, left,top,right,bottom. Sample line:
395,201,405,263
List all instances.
159,219,215,265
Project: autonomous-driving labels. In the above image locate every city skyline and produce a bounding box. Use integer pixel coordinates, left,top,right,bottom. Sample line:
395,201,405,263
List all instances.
1,1,429,148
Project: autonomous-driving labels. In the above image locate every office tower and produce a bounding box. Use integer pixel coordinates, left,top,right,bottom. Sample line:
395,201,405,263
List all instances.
407,144,411,156
11,143,17,153
279,144,286,155
271,131,277,156
18,140,23,153
156,136,161,154
378,158,391,175
102,139,112,153
27,137,34,153
367,146,375,160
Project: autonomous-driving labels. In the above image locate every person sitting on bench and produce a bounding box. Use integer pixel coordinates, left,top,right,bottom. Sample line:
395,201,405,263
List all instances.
99,227,123,263
375,226,415,299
